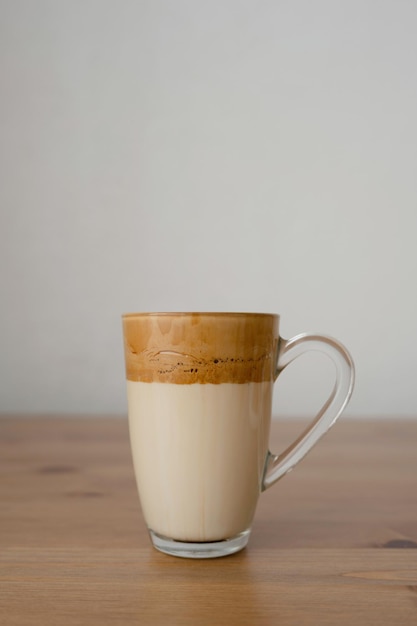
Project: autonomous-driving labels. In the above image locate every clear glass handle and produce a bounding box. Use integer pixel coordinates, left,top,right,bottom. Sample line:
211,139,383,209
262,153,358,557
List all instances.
262,333,355,491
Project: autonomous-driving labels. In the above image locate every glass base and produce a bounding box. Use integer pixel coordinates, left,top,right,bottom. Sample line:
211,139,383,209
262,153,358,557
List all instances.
149,529,251,559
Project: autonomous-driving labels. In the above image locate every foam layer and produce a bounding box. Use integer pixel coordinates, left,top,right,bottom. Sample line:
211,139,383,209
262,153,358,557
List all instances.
123,312,279,383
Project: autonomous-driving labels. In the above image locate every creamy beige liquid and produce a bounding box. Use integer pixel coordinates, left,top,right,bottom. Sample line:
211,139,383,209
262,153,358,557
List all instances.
127,381,272,542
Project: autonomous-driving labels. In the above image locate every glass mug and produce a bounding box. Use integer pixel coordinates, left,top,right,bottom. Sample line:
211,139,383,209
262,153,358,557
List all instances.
122,312,354,558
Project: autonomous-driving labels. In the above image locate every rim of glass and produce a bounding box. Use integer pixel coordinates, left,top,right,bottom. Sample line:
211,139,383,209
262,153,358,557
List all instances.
122,311,279,319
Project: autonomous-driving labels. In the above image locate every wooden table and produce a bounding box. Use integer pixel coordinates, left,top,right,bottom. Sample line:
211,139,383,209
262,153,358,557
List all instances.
1,417,416,625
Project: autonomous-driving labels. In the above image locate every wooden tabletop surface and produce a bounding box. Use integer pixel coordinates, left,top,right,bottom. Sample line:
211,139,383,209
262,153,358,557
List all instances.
1,416,416,625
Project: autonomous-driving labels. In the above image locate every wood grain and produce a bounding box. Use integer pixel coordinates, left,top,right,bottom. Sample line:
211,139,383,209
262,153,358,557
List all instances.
1,416,416,625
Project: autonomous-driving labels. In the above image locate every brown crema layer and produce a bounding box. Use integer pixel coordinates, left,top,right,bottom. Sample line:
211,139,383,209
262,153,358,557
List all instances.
123,313,279,384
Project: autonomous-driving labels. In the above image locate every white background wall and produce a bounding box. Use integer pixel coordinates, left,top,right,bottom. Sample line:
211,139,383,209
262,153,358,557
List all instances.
1,0,416,417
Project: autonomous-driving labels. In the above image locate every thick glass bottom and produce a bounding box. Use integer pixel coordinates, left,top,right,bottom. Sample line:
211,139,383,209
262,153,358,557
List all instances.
149,528,251,559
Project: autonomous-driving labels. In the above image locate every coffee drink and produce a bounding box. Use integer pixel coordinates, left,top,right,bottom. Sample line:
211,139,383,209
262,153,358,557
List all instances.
122,312,354,558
